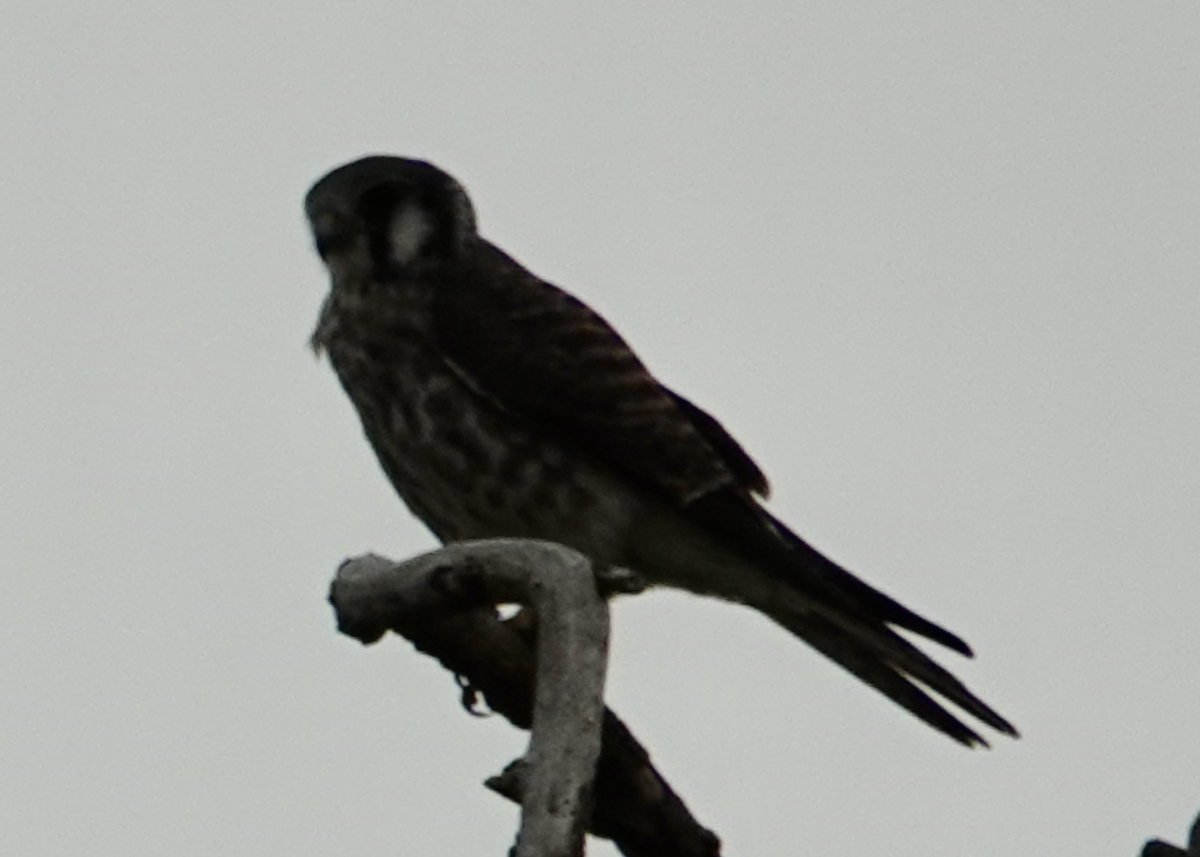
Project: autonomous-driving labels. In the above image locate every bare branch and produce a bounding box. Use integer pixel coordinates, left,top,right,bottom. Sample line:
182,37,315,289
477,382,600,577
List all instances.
330,541,722,856
333,540,608,857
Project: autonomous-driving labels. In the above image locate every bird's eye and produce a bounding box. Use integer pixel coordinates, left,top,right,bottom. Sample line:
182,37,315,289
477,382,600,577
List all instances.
313,228,352,260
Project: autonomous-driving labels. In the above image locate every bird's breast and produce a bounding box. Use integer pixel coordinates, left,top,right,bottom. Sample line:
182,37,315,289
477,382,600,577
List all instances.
318,290,640,564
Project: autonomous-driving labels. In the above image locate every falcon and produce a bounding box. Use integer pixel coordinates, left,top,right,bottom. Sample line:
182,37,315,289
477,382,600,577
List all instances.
306,155,1017,747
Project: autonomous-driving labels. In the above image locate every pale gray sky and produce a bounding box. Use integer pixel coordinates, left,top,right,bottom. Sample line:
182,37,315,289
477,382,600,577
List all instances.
3,2,1198,855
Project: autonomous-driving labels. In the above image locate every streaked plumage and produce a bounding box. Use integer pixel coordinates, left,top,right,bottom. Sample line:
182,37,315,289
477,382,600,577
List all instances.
306,155,1017,746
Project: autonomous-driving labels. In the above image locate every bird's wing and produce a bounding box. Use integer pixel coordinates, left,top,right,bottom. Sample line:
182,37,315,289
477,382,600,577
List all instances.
663,388,770,497
432,244,1017,745
432,243,766,505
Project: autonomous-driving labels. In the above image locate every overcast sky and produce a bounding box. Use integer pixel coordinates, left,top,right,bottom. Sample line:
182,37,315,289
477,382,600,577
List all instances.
3,2,1198,855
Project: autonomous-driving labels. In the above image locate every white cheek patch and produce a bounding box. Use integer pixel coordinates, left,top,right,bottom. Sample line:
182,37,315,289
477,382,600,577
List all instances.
388,202,434,266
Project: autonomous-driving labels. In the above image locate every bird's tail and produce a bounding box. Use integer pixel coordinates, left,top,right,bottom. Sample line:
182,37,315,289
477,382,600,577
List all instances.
756,514,1018,747
682,493,1019,746
760,591,1017,746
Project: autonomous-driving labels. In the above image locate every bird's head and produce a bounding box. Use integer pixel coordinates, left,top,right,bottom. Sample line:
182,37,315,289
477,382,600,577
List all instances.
305,156,477,282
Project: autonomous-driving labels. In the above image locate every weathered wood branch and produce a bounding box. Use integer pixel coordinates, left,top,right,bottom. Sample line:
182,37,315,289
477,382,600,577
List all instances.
332,541,605,857
329,540,721,857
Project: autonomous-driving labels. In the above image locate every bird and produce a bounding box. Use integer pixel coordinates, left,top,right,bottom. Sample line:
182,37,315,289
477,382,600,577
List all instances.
305,154,1018,747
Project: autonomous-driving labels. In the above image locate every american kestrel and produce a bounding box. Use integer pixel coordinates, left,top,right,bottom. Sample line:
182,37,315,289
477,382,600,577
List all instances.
306,155,1017,746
